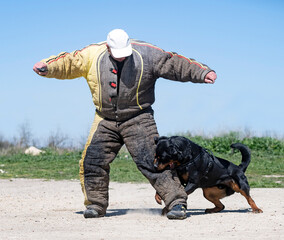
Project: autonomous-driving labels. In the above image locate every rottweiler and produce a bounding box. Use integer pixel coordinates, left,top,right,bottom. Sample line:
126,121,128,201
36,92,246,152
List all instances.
154,136,263,214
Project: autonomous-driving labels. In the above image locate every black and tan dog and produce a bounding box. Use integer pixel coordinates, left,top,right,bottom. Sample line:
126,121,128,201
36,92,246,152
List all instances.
154,136,263,214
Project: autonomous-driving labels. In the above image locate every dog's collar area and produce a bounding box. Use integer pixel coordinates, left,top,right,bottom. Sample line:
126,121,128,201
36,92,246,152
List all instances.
176,151,202,170
176,149,214,178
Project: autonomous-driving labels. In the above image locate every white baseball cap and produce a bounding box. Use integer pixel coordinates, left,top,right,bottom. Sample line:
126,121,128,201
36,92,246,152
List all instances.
107,29,132,58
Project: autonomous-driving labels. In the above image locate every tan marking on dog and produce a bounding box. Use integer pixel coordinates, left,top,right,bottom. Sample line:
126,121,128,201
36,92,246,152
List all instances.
203,187,227,213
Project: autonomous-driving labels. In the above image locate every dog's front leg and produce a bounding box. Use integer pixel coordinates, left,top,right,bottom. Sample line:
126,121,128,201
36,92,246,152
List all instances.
155,192,163,205
154,192,169,215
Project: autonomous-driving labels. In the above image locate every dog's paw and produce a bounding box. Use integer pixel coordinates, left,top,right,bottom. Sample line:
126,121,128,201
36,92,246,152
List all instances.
252,208,263,213
155,192,162,205
205,205,225,214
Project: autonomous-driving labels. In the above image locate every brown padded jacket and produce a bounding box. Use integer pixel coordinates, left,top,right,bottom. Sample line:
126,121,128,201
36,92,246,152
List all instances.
41,40,213,121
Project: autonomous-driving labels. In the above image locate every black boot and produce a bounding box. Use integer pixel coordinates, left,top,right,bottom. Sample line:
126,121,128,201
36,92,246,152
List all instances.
83,208,102,218
166,204,187,220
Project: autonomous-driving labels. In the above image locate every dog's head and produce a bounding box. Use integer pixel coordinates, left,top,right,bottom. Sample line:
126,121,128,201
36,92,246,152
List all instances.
154,136,192,171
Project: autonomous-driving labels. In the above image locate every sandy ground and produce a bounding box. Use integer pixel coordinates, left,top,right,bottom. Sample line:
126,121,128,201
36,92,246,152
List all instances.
0,179,283,240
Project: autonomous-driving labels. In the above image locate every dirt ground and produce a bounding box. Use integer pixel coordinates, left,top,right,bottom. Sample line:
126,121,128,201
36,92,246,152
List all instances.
0,179,283,240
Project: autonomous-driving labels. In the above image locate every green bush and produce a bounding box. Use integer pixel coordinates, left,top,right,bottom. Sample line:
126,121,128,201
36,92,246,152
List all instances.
184,132,283,155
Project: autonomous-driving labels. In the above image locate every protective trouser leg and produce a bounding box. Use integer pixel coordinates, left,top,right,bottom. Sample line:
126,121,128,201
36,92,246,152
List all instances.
120,112,188,210
79,114,123,215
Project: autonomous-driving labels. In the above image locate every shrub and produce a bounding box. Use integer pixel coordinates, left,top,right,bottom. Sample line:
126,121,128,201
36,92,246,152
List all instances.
185,131,283,155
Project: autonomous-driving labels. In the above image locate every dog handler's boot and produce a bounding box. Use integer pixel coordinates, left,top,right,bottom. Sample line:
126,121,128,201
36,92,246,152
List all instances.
83,208,101,218
167,204,187,220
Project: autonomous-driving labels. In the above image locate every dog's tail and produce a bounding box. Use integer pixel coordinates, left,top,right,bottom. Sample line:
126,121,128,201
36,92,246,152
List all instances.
231,143,251,172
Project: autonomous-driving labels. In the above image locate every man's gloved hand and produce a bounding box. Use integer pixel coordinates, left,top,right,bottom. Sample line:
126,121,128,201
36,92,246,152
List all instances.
204,71,217,84
33,62,48,76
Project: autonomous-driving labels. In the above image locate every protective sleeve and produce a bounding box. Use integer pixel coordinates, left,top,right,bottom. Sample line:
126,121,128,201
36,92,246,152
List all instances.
153,49,213,83
40,46,92,80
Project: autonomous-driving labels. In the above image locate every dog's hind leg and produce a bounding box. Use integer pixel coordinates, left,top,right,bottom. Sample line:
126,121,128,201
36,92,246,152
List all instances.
228,181,263,213
202,187,226,213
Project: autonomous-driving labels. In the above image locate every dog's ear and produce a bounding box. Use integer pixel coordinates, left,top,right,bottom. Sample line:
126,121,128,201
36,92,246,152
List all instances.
154,136,168,144
154,136,159,144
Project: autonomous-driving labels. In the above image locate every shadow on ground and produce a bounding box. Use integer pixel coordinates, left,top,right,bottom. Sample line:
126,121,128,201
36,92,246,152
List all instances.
75,208,250,217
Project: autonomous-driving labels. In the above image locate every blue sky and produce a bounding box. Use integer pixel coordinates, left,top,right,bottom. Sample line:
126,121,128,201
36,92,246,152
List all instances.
0,0,283,145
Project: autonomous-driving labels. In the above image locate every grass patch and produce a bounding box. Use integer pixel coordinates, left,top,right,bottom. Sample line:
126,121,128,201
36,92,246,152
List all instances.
0,149,147,182
110,153,147,183
0,132,283,187
215,151,284,188
247,175,284,188
0,149,80,180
